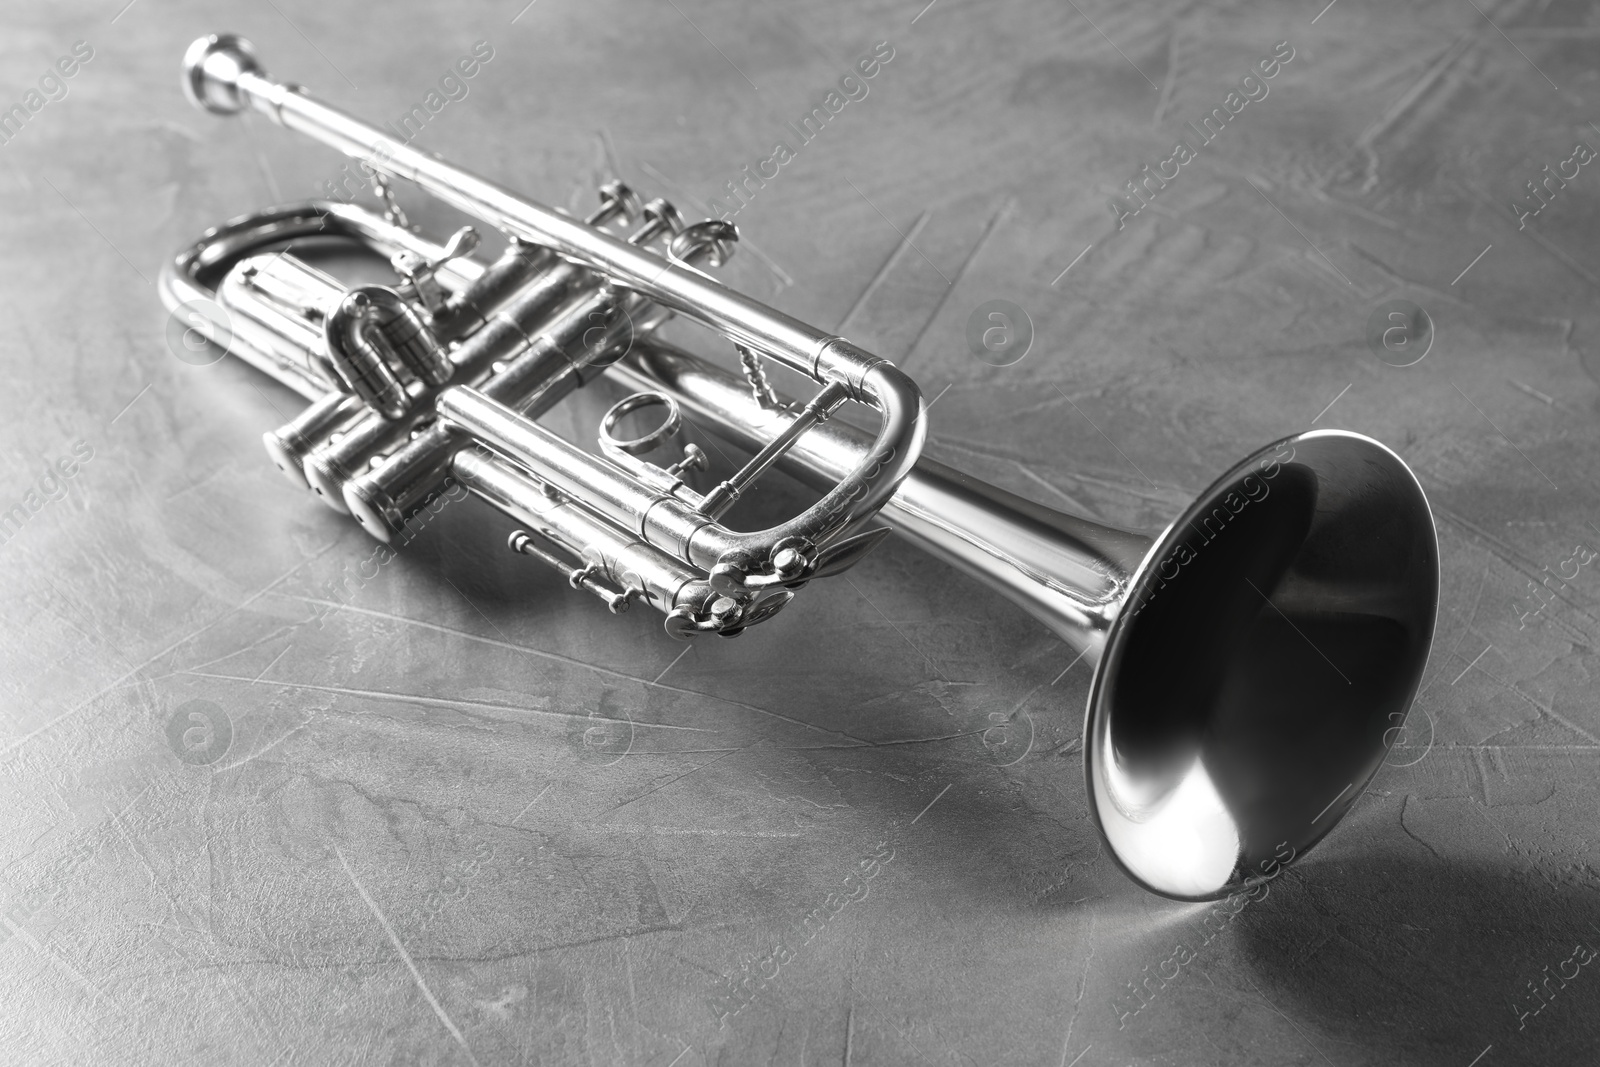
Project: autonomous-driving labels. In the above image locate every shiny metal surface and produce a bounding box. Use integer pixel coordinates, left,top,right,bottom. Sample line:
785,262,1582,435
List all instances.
1089,431,1438,898
165,37,929,641
617,343,1439,898
182,34,899,391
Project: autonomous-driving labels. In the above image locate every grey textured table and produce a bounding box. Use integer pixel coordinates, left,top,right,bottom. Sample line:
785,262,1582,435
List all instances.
3,1,1599,1064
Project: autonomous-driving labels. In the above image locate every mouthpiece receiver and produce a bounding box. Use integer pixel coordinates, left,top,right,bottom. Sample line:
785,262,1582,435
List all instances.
183,33,262,115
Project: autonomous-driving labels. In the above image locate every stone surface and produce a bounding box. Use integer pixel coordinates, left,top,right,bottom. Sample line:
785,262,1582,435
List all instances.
2,1,1599,1064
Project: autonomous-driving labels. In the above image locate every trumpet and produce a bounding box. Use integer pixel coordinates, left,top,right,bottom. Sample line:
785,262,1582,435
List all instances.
165,34,1439,899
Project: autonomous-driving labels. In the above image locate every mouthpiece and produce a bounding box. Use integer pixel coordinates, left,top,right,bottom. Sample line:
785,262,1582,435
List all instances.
183,33,262,115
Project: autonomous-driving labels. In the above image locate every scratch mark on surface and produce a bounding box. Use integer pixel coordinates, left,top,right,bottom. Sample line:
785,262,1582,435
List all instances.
1050,243,1094,287
441,574,514,644
785,729,985,750
174,624,303,676
336,847,482,1066
105,808,191,930
0,912,120,1011
1465,0,1560,91
1451,382,1559,490
1306,185,1400,230
108,382,152,424
1312,783,1352,823
511,784,552,825
843,577,947,681
1241,974,1337,1066
1058,912,1096,1066
595,127,624,182
1471,664,1600,746
3,642,195,759
652,644,693,686
251,644,293,685
213,718,313,773
182,671,712,732
1243,177,1353,286
2,548,338,759
1447,566,1491,657
1452,243,1494,285
900,197,1016,364
1053,647,1090,685
1507,378,1557,407
1310,383,1352,425
1468,802,1561,891
1065,0,1159,89
1451,644,1494,685
843,978,946,1062
911,783,951,824
843,176,950,286
1519,216,1600,289
1052,384,1159,488
157,936,287,1055
1434,509,1600,629
1321,34,1474,193
577,826,803,837
1152,28,1179,123
622,941,642,1064
836,209,930,333
593,747,746,820
934,434,1183,505
269,595,869,743
527,924,686,953
844,1004,855,1066
1012,462,1103,520
1398,796,1444,861
246,382,291,425
1458,178,1600,289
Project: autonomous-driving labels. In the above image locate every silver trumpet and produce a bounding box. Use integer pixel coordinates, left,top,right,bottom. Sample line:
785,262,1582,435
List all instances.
165,34,1439,899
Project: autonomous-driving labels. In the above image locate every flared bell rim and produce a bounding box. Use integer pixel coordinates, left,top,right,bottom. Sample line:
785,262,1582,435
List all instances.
1083,428,1440,901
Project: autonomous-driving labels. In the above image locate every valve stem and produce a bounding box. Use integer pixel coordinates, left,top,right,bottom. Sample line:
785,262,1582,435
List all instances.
509,530,639,614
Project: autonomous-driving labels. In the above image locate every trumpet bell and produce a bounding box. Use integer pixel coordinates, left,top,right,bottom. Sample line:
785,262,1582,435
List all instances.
1089,429,1438,899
